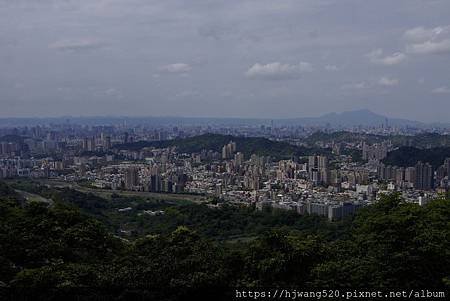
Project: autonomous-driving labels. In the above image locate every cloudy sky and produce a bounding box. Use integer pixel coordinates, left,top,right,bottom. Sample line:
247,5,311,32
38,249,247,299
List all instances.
1,0,450,122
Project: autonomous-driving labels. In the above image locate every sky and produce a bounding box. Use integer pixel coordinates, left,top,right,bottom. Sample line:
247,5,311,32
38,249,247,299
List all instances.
1,0,450,122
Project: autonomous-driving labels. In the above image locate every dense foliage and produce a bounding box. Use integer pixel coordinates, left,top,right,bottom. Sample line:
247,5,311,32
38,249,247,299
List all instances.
10,181,350,240
382,146,450,168
1,181,449,300
115,133,330,159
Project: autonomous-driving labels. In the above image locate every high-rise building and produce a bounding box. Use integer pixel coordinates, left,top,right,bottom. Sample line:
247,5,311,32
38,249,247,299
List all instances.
104,136,112,149
82,136,96,152
318,156,328,170
308,155,329,186
234,152,244,166
395,167,405,187
377,163,386,180
330,169,341,187
445,158,450,177
124,167,139,190
307,202,329,217
436,165,446,188
328,204,343,220
362,141,390,162
230,141,236,153
405,167,416,187
222,141,236,159
320,168,330,185
415,162,433,190
101,133,111,150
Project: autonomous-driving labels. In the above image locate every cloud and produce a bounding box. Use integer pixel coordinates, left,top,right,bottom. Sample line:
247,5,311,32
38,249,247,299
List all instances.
404,25,450,54
49,38,105,52
104,88,121,96
159,63,192,73
403,26,450,42
432,86,450,94
174,90,199,98
366,49,406,65
341,77,399,90
90,87,124,99
245,62,313,80
406,39,450,54
325,65,338,71
341,82,369,90
378,77,399,87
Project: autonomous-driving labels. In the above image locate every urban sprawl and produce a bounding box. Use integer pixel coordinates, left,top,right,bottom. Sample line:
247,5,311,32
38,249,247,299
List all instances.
1,122,449,221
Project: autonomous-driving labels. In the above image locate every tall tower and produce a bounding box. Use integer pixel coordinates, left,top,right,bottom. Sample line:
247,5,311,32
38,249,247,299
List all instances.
415,162,433,190
124,167,139,190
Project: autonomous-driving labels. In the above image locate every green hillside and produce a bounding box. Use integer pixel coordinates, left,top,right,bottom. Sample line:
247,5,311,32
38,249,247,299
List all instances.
115,133,329,159
1,181,449,298
383,146,450,168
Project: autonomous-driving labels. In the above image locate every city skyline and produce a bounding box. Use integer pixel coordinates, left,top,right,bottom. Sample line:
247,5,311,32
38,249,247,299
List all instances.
1,1,450,122
0,109,449,129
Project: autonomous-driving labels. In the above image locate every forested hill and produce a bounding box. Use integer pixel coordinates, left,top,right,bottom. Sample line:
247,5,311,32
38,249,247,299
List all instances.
115,133,329,159
1,181,449,299
383,146,450,168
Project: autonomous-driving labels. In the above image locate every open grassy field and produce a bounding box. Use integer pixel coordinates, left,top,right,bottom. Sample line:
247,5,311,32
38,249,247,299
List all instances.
14,189,53,205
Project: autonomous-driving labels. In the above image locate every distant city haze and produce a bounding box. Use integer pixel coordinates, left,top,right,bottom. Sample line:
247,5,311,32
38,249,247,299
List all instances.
1,0,450,122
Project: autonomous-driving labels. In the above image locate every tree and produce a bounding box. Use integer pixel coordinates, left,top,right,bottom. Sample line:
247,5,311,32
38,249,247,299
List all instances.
313,194,450,288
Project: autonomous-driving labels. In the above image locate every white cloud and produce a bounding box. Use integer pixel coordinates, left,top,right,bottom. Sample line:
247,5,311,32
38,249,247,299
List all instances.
404,25,450,54
341,82,369,90
379,53,406,65
159,63,192,73
174,90,199,98
105,88,120,96
432,86,450,94
366,49,406,65
403,26,450,42
325,65,338,71
378,77,399,87
406,39,450,54
341,77,399,90
245,62,313,80
49,38,105,51
105,88,124,99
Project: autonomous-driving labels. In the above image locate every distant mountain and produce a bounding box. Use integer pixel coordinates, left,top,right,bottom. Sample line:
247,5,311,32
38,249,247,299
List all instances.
0,109,447,128
281,109,425,127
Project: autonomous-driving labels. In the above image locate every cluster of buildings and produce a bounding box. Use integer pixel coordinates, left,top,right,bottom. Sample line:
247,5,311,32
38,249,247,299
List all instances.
362,141,391,162
0,142,22,157
0,122,449,220
378,159,450,192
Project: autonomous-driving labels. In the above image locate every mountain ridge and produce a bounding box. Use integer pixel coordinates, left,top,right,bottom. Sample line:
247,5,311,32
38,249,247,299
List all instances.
0,109,447,128
282,109,425,127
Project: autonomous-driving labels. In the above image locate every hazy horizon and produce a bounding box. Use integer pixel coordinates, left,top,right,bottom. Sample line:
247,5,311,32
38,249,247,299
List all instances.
1,1,450,122
0,108,442,123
